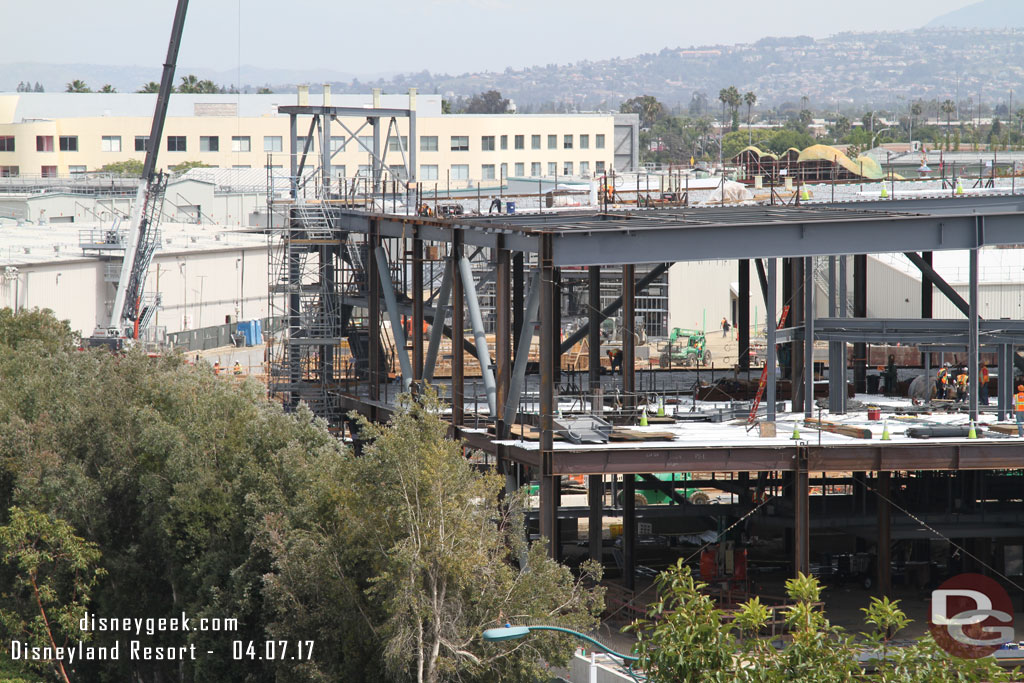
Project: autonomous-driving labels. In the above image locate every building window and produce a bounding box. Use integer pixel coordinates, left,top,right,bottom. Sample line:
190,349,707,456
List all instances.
547,134,557,150
563,161,573,175
388,135,408,152
69,165,87,174
0,136,14,152
357,136,373,153
514,162,524,176
263,135,282,152
0,166,19,177
135,136,149,152
514,134,525,150
530,162,540,176
59,135,78,152
580,161,590,176
481,164,495,180
41,165,57,178
357,165,371,178
450,164,469,180
595,160,606,174
295,136,313,151
596,134,605,149
420,135,438,152
500,135,508,150
329,136,346,153
166,136,186,152
564,134,573,149
231,136,251,152
548,162,557,175
421,164,438,180
389,165,408,181
102,135,122,152
36,135,54,152
332,165,346,178
200,136,219,152
232,165,251,169
481,135,495,151
451,136,469,152
531,134,541,150
580,134,589,149
500,162,507,179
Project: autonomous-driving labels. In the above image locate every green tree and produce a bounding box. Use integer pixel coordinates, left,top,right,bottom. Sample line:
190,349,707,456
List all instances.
262,392,604,683
168,160,213,174
98,84,116,93
64,80,91,93
137,81,161,93
620,95,666,129
465,90,511,114
256,86,273,94
0,507,105,683
177,74,222,94
98,159,144,176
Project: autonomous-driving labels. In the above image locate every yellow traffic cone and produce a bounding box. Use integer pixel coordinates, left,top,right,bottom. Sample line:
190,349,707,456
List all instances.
880,184,889,198
790,422,801,440
800,188,810,201
968,420,977,439
881,419,891,441
956,180,964,195
639,407,648,426
657,396,665,417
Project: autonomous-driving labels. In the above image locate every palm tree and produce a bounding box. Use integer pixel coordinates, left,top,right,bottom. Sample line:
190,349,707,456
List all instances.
65,79,91,93
178,74,200,93
941,99,956,150
99,84,117,93
744,92,757,144
137,81,161,93
910,100,923,145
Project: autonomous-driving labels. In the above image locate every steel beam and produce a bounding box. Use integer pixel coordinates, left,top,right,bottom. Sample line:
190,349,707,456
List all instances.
794,447,810,577
739,259,750,369
622,474,636,591
458,255,497,417
496,247,511,436
876,472,892,597
623,264,636,411
588,475,603,563
853,254,867,394
374,246,413,391
412,236,424,379
791,258,804,412
804,256,814,417
588,266,603,414
368,222,381,401
969,234,980,421
539,233,559,560
451,232,464,426
904,251,970,317
513,252,524,352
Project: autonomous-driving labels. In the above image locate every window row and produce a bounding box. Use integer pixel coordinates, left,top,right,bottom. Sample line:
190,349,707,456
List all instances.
431,133,606,152
418,160,605,180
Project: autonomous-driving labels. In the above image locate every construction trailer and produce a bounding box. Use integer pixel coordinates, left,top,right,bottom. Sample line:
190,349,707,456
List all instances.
267,115,1024,604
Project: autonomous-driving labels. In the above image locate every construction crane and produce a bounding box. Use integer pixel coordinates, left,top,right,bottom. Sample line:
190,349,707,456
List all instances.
88,0,189,350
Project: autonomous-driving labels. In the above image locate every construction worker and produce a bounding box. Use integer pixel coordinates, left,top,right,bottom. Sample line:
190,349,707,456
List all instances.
213,361,221,376
607,349,623,374
1016,385,1024,437
955,368,968,403
936,363,950,399
980,363,990,405
883,354,898,395
233,361,243,376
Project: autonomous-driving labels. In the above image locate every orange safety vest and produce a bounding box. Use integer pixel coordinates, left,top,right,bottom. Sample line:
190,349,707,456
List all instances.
1016,392,1024,412
982,366,990,383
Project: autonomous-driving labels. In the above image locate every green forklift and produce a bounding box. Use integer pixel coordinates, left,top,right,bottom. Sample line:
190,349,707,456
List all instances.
618,472,710,506
659,328,711,367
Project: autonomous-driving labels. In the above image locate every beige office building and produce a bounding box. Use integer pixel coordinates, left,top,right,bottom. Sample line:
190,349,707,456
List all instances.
0,92,638,186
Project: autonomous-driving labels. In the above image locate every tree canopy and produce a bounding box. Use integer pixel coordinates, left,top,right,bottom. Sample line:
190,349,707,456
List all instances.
464,90,511,114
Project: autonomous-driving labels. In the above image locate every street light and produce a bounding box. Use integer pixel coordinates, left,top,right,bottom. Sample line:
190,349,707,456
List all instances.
871,127,893,151
482,624,641,681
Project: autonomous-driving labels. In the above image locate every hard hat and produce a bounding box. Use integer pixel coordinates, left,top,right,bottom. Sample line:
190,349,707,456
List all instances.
1019,385,1023,392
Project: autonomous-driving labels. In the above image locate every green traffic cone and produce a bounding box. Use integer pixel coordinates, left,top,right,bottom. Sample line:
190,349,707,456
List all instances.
880,184,888,198
881,419,891,441
968,420,977,439
790,422,801,440
639,407,648,427
657,396,665,417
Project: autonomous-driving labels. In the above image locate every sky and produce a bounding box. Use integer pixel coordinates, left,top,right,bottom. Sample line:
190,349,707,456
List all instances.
2,0,980,77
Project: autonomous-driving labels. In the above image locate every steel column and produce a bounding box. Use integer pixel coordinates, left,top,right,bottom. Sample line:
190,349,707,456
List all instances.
969,235,980,421
412,235,424,379
766,259,777,422
513,252,524,351
622,264,636,411
458,255,497,417
794,447,810,577
828,256,843,412
588,475,603,563
368,221,381,401
739,259,750,369
622,474,636,591
588,266,603,414
876,471,892,597
496,247,511,436
451,232,464,427
838,255,849,413
804,256,814,417
539,233,559,560
791,258,804,412
853,254,867,394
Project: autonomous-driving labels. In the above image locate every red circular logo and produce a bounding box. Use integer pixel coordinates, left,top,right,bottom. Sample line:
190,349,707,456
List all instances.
929,573,1014,658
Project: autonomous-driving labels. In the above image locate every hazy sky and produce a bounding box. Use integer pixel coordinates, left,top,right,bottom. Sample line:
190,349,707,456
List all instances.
3,0,979,76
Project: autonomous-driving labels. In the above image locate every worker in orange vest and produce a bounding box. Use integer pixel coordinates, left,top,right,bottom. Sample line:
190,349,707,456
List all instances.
980,363,990,405
213,361,221,376
1016,384,1024,437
